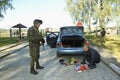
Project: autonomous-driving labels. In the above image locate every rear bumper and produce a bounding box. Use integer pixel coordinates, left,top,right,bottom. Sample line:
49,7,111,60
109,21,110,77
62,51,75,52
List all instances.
56,47,84,54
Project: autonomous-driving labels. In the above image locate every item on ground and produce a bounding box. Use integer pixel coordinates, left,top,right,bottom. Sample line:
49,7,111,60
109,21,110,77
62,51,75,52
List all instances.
59,59,65,65
59,58,80,67
74,59,79,64
64,62,71,66
76,64,88,72
70,57,75,64
59,59,69,65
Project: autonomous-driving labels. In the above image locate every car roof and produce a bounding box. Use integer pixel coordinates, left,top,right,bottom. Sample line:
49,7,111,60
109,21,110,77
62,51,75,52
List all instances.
60,26,83,29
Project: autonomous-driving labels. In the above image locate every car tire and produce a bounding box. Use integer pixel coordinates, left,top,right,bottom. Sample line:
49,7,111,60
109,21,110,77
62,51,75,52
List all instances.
57,53,61,58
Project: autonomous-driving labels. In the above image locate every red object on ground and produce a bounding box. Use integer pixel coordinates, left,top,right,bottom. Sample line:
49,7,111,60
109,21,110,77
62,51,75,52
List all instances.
80,65,86,71
75,60,79,64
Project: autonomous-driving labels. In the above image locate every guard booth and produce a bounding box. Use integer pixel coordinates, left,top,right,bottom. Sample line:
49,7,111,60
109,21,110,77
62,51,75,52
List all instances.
11,23,27,40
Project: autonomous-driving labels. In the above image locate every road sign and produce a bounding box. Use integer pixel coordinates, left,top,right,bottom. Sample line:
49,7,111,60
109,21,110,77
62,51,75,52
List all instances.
76,22,83,26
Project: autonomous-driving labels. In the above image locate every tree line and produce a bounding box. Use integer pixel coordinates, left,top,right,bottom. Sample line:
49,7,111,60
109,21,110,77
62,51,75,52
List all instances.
65,0,120,33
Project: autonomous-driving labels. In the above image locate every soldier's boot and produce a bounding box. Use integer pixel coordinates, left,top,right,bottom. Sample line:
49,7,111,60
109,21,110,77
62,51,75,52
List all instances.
30,66,38,75
36,62,44,69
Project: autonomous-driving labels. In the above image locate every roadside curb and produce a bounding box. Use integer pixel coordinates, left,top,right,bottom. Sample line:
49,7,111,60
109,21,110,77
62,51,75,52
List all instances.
0,43,21,51
93,46,120,76
101,58,120,76
0,41,27,51
0,41,28,59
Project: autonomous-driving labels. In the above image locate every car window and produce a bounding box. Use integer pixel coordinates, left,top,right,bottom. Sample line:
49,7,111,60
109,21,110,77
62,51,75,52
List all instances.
61,28,82,34
49,34,56,37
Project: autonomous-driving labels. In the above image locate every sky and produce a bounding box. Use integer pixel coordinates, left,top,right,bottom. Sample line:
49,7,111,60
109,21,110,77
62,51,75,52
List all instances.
0,0,73,29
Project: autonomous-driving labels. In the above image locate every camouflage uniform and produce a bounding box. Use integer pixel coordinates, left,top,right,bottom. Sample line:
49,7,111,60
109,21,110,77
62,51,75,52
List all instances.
100,28,106,43
27,26,45,73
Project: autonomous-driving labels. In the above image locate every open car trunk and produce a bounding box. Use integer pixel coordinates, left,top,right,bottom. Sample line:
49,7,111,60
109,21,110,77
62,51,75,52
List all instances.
61,35,85,48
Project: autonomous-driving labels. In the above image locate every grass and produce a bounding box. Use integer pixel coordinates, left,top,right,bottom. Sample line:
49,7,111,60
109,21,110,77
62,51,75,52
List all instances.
85,34,120,60
0,37,19,47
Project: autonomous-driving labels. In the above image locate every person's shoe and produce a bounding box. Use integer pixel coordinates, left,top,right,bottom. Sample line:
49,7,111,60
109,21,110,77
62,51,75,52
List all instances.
36,66,44,69
30,70,38,75
90,64,96,69
88,64,90,67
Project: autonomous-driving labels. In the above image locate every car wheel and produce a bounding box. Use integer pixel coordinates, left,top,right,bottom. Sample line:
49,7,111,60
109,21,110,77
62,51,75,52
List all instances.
57,53,61,58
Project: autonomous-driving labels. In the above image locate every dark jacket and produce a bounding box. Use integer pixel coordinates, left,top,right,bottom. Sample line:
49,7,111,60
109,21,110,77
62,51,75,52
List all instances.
81,47,101,66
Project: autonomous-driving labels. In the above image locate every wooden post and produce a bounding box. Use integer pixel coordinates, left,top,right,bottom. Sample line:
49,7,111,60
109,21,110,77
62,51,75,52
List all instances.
10,28,12,40
19,27,21,40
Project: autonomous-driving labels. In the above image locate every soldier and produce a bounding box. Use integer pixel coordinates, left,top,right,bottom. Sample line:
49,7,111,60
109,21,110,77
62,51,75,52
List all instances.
81,45,101,69
100,28,106,43
27,19,45,75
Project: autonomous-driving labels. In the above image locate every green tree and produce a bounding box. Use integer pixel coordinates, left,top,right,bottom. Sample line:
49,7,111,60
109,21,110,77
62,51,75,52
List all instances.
65,0,94,32
65,0,120,43
65,0,120,29
0,0,14,19
66,0,120,27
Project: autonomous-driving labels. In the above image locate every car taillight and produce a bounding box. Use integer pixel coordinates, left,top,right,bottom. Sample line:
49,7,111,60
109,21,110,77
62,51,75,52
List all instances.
57,42,62,47
85,41,89,46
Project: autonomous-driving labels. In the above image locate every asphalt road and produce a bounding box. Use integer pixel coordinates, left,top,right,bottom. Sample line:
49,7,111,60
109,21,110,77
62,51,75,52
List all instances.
0,44,120,80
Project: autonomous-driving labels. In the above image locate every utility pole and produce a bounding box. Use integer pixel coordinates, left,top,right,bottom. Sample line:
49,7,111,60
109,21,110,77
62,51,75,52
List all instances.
0,28,1,37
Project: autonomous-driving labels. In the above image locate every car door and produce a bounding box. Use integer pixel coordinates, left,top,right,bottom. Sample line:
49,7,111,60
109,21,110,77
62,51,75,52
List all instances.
46,32,59,48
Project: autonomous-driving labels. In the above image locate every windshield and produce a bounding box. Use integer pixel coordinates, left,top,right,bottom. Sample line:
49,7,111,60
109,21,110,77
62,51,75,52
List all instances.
61,27,83,34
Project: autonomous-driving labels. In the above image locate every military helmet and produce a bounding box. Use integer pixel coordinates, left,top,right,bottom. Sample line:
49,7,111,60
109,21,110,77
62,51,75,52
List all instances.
33,19,43,24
